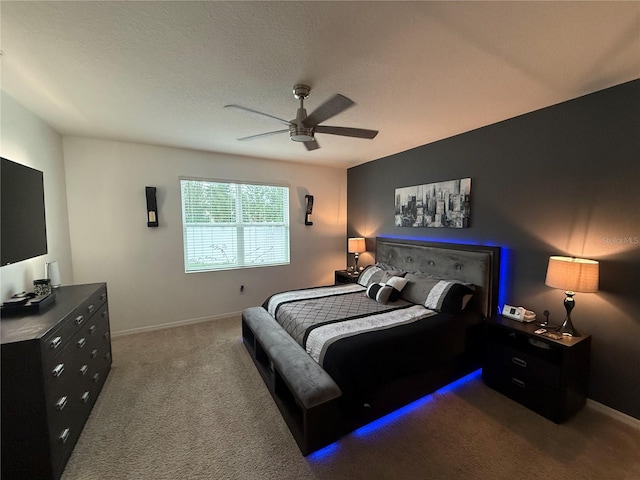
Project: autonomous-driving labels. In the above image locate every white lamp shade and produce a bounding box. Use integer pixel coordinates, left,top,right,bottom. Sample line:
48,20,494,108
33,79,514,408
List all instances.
348,237,366,254
545,256,599,293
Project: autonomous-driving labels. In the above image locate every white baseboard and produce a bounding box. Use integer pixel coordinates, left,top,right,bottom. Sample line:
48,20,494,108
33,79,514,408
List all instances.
586,399,640,430
111,311,242,338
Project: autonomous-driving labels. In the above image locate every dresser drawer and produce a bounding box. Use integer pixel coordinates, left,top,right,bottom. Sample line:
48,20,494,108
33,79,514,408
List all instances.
40,286,108,370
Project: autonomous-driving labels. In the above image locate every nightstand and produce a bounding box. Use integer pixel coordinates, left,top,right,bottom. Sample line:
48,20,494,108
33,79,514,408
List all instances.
482,315,591,423
334,270,359,285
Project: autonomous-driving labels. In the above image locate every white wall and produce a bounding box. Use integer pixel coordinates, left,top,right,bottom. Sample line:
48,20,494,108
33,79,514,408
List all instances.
63,137,347,334
0,92,73,299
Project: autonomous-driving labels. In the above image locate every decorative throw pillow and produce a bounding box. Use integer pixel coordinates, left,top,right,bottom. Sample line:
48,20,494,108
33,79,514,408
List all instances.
366,283,395,304
366,275,409,304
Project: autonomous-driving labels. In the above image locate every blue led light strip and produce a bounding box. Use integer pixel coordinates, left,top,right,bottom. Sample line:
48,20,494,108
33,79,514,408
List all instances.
307,369,482,461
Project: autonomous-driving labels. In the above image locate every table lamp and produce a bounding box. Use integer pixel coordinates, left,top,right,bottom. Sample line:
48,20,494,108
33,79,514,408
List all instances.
348,237,366,272
545,256,599,337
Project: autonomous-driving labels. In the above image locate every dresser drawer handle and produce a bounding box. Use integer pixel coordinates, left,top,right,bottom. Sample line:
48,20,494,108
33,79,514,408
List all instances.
93,373,100,383
89,325,97,334
91,349,99,359
81,391,90,404
75,315,85,325
52,363,65,377
512,357,527,368
104,332,110,341
87,304,95,314
59,428,70,444
100,293,107,301
56,396,68,411
50,336,62,349
105,351,111,361
79,365,88,376
77,338,87,348
511,377,526,389
101,310,109,318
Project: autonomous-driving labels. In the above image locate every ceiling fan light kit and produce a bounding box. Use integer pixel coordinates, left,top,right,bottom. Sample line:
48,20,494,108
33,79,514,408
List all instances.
225,84,378,151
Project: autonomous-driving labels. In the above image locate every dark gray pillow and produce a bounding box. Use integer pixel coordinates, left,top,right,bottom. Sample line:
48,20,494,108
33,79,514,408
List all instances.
401,273,475,314
400,273,440,305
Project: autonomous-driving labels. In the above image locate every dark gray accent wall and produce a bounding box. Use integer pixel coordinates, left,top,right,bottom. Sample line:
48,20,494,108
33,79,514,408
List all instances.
347,80,640,419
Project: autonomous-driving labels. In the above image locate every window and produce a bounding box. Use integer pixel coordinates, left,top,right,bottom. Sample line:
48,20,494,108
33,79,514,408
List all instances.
180,179,290,272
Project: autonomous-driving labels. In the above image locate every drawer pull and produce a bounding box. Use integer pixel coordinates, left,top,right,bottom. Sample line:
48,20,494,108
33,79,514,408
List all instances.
93,373,100,383
81,391,90,403
52,363,65,377
511,377,526,389
50,336,62,349
56,396,68,411
101,310,108,318
91,349,99,359
104,332,110,341
89,325,97,334
105,351,111,361
75,315,85,325
79,365,89,376
100,293,107,301
87,304,95,314
77,338,87,348
512,357,527,368
59,428,70,444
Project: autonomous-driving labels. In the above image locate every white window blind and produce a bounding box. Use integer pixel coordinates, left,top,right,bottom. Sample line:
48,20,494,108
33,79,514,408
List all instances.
180,179,290,272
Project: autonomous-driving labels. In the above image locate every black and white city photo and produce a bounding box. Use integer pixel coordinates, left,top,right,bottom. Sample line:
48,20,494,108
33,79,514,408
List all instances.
395,177,471,228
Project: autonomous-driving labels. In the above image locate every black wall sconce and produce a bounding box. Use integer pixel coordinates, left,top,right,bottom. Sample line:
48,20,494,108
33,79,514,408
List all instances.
146,186,158,227
305,195,314,226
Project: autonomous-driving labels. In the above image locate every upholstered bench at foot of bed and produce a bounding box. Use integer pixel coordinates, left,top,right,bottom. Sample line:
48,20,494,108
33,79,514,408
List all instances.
241,306,343,455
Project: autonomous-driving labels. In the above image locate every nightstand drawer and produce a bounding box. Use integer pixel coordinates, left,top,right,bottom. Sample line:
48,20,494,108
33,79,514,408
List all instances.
484,340,562,390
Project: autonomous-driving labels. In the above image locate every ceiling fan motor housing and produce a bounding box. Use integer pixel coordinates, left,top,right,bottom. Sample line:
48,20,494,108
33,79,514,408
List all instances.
289,125,314,142
289,105,314,142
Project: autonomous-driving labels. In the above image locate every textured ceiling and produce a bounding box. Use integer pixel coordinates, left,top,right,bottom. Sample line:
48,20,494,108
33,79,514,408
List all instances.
1,1,639,168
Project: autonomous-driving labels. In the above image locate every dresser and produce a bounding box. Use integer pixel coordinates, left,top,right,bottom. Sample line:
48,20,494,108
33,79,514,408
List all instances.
1,283,112,480
482,315,590,423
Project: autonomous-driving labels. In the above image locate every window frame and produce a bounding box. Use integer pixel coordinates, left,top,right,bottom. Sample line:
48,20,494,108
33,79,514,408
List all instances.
180,177,290,273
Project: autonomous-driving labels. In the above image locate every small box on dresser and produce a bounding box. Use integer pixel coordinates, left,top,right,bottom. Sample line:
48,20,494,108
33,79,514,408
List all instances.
482,315,591,423
1,283,112,480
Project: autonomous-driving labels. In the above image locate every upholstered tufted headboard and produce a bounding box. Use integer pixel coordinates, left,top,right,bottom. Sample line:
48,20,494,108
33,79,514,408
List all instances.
375,237,501,318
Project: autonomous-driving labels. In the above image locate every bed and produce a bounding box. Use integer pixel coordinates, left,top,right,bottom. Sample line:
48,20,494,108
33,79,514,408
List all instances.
241,237,500,455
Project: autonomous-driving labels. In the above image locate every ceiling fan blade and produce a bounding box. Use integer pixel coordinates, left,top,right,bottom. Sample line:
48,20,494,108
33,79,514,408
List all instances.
303,94,354,127
237,129,289,141
314,125,378,139
304,139,320,151
224,104,292,126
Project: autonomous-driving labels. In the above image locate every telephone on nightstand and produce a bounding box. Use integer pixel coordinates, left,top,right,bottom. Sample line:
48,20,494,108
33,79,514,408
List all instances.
501,304,536,322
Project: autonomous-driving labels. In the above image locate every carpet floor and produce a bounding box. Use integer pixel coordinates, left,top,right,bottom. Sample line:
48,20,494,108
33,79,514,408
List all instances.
61,316,640,480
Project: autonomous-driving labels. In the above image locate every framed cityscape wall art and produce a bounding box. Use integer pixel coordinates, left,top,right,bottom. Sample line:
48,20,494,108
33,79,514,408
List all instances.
395,177,471,228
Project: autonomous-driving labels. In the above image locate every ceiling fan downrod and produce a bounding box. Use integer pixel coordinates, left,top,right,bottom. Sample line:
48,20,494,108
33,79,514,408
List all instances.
290,84,314,142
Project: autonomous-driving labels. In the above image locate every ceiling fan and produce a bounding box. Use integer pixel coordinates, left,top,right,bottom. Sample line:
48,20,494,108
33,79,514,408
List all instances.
224,84,378,151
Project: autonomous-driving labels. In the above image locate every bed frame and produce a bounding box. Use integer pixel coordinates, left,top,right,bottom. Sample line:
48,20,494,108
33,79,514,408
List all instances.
241,238,500,455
